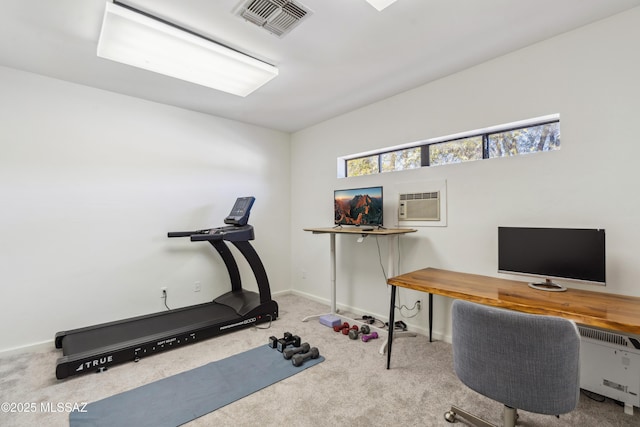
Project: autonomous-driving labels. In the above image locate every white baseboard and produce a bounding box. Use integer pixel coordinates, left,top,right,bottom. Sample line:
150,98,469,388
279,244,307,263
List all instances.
0,339,54,357
271,289,293,297
0,290,450,356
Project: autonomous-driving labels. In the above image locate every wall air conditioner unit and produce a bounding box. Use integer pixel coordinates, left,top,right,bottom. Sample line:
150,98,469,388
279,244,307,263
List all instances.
398,192,440,221
578,326,640,415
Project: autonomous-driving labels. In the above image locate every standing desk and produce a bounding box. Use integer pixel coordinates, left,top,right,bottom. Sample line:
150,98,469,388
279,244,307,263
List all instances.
303,227,416,351
385,267,640,369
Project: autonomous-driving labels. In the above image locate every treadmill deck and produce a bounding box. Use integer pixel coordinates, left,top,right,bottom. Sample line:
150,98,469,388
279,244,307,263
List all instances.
62,303,238,355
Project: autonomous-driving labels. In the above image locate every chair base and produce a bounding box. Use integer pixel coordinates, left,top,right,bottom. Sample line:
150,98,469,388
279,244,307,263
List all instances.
444,405,518,427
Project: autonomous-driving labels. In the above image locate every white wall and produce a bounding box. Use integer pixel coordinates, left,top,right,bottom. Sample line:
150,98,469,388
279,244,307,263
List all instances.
290,8,640,341
0,66,291,352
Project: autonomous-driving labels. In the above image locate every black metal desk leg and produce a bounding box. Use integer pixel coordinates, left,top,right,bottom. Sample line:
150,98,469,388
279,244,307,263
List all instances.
386,285,397,369
429,293,433,342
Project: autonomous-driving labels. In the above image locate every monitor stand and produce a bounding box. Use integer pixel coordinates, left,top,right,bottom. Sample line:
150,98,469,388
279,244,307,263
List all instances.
528,279,567,292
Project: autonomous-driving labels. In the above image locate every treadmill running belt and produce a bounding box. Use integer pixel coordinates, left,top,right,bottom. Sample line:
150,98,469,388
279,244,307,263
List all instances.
62,303,238,355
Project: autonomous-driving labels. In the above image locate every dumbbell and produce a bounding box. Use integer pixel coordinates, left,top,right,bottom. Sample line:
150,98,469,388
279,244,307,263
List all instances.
349,324,370,340
283,342,311,360
278,334,301,352
333,322,350,333
362,331,379,342
268,332,291,349
268,332,301,352
343,325,358,336
292,347,320,367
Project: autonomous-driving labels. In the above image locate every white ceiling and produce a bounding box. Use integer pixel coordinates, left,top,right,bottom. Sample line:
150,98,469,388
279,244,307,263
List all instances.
1,0,639,133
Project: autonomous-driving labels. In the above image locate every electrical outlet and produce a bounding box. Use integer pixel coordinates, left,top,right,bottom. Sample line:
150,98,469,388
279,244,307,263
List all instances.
194,281,201,292
160,287,167,298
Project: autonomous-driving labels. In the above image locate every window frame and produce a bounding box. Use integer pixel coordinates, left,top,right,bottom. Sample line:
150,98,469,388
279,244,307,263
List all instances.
343,116,560,177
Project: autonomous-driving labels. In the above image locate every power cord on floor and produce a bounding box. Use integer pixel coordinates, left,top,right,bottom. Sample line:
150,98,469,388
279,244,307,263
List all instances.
581,389,605,403
383,320,408,331
580,388,628,410
253,314,273,330
355,315,386,328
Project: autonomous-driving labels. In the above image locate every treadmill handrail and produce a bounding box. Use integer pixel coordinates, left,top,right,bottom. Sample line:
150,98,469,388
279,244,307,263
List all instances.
168,225,255,242
167,229,210,238
190,232,224,241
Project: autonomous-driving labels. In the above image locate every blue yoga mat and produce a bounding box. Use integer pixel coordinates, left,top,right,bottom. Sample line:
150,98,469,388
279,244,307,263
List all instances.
69,344,324,427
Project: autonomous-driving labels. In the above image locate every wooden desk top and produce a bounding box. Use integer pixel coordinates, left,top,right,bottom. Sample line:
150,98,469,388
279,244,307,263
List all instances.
388,267,640,336
304,227,417,236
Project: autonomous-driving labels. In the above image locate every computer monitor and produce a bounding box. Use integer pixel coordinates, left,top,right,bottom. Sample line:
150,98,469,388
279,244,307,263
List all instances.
498,227,606,291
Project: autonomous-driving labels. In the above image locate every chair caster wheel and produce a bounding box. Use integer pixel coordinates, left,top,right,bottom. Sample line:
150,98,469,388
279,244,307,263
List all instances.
444,410,457,423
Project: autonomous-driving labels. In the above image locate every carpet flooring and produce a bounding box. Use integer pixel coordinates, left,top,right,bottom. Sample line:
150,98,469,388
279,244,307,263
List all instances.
1,293,638,426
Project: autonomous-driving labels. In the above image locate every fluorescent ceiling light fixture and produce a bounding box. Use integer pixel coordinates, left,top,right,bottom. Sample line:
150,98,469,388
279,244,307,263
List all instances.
366,0,397,11
97,2,278,97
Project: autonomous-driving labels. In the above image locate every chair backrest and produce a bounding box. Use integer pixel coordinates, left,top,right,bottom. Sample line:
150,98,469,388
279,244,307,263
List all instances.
451,299,580,415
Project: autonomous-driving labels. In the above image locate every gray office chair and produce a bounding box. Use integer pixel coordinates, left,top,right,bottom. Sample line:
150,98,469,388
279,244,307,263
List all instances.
444,299,580,427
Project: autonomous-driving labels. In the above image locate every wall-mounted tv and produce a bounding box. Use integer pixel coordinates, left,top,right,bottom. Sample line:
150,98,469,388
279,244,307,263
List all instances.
334,186,383,227
498,227,606,291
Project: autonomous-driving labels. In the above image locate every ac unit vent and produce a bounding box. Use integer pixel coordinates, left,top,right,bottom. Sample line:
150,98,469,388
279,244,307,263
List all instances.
236,0,312,37
399,191,440,221
578,326,638,348
399,192,439,201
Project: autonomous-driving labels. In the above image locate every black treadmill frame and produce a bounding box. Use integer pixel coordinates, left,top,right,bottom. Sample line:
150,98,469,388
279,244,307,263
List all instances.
54,223,278,380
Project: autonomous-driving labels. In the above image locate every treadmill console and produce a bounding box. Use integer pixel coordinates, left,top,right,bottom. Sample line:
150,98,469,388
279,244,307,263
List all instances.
224,197,255,226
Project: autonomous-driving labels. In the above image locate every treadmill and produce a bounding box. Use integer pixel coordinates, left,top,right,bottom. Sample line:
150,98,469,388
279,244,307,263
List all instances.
54,197,278,379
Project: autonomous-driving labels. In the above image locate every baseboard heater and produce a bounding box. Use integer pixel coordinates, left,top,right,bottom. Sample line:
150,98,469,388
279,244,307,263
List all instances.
578,326,640,415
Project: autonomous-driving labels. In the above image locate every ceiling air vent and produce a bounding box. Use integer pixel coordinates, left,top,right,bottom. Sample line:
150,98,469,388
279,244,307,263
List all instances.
236,0,312,37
